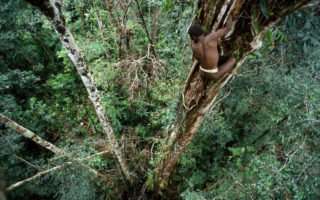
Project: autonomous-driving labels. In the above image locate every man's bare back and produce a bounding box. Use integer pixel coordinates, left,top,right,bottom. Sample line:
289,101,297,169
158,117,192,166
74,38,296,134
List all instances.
191,33,219,71
188,17,236,81
187,17,236,100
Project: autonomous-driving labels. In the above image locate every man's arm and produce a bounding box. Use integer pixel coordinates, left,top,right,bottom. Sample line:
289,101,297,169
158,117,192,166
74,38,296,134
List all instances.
210,16,233,39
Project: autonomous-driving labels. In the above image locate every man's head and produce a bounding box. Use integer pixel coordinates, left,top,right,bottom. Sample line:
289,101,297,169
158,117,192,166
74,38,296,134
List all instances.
188,25,203,42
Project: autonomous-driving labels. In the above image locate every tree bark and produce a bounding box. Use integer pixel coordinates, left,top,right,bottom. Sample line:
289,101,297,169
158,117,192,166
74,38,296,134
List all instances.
154,0,311,191
122,0,133,56
23,0,132,183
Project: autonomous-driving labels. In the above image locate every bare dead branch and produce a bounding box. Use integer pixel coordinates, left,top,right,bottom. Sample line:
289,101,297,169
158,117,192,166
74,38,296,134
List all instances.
13,154,39,170
212,0,232,31
0,113,113,184
6,166,62,191
299,2,320,10
6,149,112,191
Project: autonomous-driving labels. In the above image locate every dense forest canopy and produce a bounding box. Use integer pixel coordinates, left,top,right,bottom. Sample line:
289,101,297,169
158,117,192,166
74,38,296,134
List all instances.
0,0,319,199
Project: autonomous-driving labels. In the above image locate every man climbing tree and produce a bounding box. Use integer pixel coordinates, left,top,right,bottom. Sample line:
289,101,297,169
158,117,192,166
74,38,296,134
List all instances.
188,16,237,98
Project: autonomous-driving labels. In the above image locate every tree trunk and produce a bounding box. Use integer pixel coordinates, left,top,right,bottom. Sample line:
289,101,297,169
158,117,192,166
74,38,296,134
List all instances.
154,0,311,191
23,0,132,183
122,0,133,56
134,0,156,58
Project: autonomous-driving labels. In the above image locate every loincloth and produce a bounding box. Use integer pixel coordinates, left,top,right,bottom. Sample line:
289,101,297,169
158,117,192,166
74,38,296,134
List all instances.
200,66,218,73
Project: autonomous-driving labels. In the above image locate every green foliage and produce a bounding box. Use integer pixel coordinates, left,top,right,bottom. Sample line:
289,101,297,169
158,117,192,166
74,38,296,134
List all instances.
162,0,174,12
53,166,104,200
1,0,319,199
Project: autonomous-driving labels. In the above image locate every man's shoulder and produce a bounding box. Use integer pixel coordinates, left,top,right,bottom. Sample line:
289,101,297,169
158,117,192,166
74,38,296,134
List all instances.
191,43,204,58
192,42,202,50
205,32,217,39
204,33,218,45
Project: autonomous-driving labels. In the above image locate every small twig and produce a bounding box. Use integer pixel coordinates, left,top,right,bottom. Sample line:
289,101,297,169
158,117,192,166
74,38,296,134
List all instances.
237,181,254,200
276,143,304,173
211,86,232,108
134,0,157,58
13,154,39,170
298,2,320,10
281,118,320,130
6,166,62,191
7,149,112,191
186,0,199,34
84,149,112,160
297,161,314,180
137,182,149,200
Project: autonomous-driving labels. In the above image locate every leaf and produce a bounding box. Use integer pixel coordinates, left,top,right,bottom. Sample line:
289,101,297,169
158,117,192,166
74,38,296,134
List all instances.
252,8,259,34
260,0,270,19
265,30,273,44
253,51,262,58
304,20,311,29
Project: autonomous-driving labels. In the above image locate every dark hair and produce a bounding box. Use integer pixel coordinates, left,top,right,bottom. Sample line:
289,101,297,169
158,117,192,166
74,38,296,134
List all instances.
188,25,203,37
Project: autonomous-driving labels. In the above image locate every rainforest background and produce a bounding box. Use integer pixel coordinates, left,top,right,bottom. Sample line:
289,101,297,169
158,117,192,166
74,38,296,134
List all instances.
0,0,319,199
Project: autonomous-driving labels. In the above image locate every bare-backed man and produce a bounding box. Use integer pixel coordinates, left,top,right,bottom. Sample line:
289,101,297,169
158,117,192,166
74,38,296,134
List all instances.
188,17,236,93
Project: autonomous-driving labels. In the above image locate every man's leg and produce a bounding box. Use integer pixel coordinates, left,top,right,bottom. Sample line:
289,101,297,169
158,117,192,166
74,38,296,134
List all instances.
201,57,236,80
